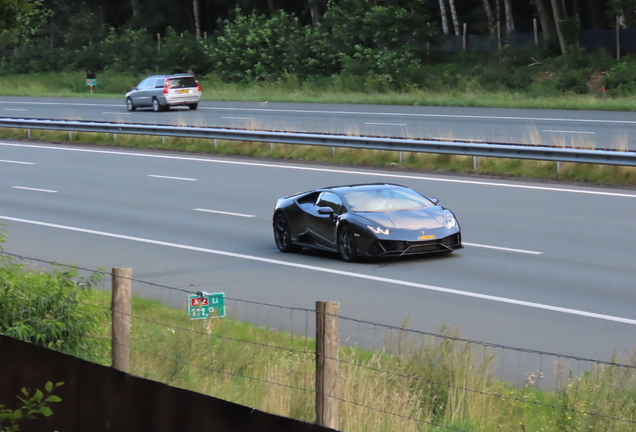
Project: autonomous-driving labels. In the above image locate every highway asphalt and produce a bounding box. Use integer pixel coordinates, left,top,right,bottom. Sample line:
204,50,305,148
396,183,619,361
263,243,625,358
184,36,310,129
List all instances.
2,96,636,150
1,140,635,385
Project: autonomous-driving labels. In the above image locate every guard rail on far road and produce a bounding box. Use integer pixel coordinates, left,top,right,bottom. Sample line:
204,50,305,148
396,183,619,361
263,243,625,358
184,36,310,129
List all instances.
2,117,636,167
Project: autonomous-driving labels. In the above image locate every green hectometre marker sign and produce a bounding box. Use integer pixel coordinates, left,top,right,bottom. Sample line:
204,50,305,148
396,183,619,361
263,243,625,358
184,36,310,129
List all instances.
188,292,226,320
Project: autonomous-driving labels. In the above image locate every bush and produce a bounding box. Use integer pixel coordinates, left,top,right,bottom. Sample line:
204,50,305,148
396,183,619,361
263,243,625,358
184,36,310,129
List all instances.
210,10,309,83
0,229,107,362
555,68,588,94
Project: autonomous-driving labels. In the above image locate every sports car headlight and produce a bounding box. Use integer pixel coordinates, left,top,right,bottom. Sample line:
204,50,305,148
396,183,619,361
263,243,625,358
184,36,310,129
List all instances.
443,210,457,229
367,225,390,235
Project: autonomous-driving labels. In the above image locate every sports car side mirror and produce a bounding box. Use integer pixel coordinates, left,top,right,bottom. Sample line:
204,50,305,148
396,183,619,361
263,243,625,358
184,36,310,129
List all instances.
317,206,334,215
429,197,439,205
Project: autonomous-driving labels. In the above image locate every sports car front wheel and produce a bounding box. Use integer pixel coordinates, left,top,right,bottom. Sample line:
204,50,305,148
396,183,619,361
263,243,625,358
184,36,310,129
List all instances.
273,213,298,253
338,225,358,262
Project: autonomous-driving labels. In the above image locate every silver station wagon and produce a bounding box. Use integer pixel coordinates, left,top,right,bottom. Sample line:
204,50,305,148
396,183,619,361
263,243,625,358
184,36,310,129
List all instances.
125,73,202,112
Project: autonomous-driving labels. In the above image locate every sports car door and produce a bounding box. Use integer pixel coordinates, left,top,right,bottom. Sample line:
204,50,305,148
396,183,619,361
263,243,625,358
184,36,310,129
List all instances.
305,191,343,250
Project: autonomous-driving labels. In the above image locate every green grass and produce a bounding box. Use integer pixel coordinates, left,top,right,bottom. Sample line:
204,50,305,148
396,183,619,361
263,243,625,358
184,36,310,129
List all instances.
2,127,635,187
82,289,636,432
1,71,636,112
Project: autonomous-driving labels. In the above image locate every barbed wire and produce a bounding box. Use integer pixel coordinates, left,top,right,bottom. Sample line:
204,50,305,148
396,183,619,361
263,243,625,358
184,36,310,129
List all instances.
335,315,636,370
328,355,636,425
63,298,315,357
101,336,467,432
1,251,315,313
4,250,636,369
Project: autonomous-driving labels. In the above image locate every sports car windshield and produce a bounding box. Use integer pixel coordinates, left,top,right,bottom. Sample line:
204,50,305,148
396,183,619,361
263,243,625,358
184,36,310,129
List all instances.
343,188,435,212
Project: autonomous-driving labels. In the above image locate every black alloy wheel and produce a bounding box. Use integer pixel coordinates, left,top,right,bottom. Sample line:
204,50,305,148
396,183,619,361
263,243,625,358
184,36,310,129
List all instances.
273,213,297,252
337,224,358,262
126,97,136,112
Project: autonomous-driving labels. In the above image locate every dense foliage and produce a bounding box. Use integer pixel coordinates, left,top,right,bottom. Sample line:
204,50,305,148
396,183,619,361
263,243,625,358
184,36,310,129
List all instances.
1,0,636,95
0,229,107,362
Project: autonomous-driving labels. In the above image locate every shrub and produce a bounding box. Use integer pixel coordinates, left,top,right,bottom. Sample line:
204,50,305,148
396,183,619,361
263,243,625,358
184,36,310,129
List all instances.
0,229,107,362
555,68,588,94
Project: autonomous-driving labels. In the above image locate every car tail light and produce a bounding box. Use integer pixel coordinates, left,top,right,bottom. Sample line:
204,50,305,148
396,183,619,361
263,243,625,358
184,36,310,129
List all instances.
163,79,169,95
195,78,201,91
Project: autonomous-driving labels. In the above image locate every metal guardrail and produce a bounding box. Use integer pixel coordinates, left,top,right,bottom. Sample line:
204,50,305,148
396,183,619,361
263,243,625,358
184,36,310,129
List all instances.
2,117,636,167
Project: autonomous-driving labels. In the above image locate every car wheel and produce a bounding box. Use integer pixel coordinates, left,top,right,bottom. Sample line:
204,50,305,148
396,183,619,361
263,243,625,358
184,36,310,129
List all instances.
337,224,358,262
188,103,198,110
152,97,163,112
126,97,136,112
273,213,298,253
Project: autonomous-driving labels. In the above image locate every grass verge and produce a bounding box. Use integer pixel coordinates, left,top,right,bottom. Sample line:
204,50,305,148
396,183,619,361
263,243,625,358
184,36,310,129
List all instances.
84,289,636,432
1,72,636,112
1,127,635,187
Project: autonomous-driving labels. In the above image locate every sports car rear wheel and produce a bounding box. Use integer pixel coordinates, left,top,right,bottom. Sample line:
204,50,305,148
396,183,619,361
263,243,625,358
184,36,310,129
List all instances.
273,213,298,253
338,224,358,262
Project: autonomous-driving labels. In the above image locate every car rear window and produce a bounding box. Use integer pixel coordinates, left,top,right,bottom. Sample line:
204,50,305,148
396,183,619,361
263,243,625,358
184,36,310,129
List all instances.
169,77,197,88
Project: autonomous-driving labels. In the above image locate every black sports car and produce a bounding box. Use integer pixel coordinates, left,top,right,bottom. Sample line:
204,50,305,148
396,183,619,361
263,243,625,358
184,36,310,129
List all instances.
272,183,462,261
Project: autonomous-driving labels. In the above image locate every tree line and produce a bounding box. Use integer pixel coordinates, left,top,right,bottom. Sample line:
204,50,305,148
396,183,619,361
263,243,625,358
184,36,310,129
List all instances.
0,0,635,95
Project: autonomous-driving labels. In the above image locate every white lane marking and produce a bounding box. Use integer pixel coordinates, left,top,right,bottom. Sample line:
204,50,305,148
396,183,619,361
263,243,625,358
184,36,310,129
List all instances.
3,108,27,111
463,242,543,255
221,116,256,120
102,112,131,115
432,137,485,142
0,101,120,107
0,159,34,165
2,214,635,326
541,130,595,134
194,208,255,218
364,122,407,126
2,142,636,199
11,187,57,193
148,175,197,181
0,99,635,125
201,106,636,126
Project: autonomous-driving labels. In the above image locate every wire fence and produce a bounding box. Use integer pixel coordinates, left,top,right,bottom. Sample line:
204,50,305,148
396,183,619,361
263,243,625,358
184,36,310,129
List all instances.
3,251,636,432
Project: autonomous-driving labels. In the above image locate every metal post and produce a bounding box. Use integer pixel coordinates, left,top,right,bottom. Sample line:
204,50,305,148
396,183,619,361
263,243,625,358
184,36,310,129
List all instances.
617,16,621,60
331,147,336,157
462,23,467,50
214,139,218,148
533,19,539,45
162,136,166,144
27,129,31,139
399,151,404,163
69,131,72,141
557,161,561,173
112,267,132,373
316,301,339,430
113,133,117,141
270,142,275,150
473,156,478,170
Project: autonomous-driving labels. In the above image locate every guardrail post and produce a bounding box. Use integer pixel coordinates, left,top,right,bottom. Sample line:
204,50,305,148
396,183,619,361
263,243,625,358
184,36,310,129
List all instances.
68,131,72,141
113,133,117,141
316,301,339,430
399,151,404,163
27,129,31,139
331,147,336,157
214,139,218,148
473,156,478,169
112,267,132,373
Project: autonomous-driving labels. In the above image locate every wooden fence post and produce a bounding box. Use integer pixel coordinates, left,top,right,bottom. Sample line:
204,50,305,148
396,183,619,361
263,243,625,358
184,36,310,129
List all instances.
112,267,132,372
316,301,339,430
533,18,539,45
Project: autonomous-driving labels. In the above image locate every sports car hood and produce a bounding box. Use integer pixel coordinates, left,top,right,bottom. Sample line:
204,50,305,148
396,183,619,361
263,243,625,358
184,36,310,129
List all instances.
359,207,445,230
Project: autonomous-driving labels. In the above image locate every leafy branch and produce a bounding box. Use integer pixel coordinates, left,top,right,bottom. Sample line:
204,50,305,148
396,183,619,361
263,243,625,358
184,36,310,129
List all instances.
0,381,64,432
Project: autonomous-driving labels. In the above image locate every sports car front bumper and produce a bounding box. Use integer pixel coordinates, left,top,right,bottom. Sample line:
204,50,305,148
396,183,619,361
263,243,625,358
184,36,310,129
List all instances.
365,233,462,256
